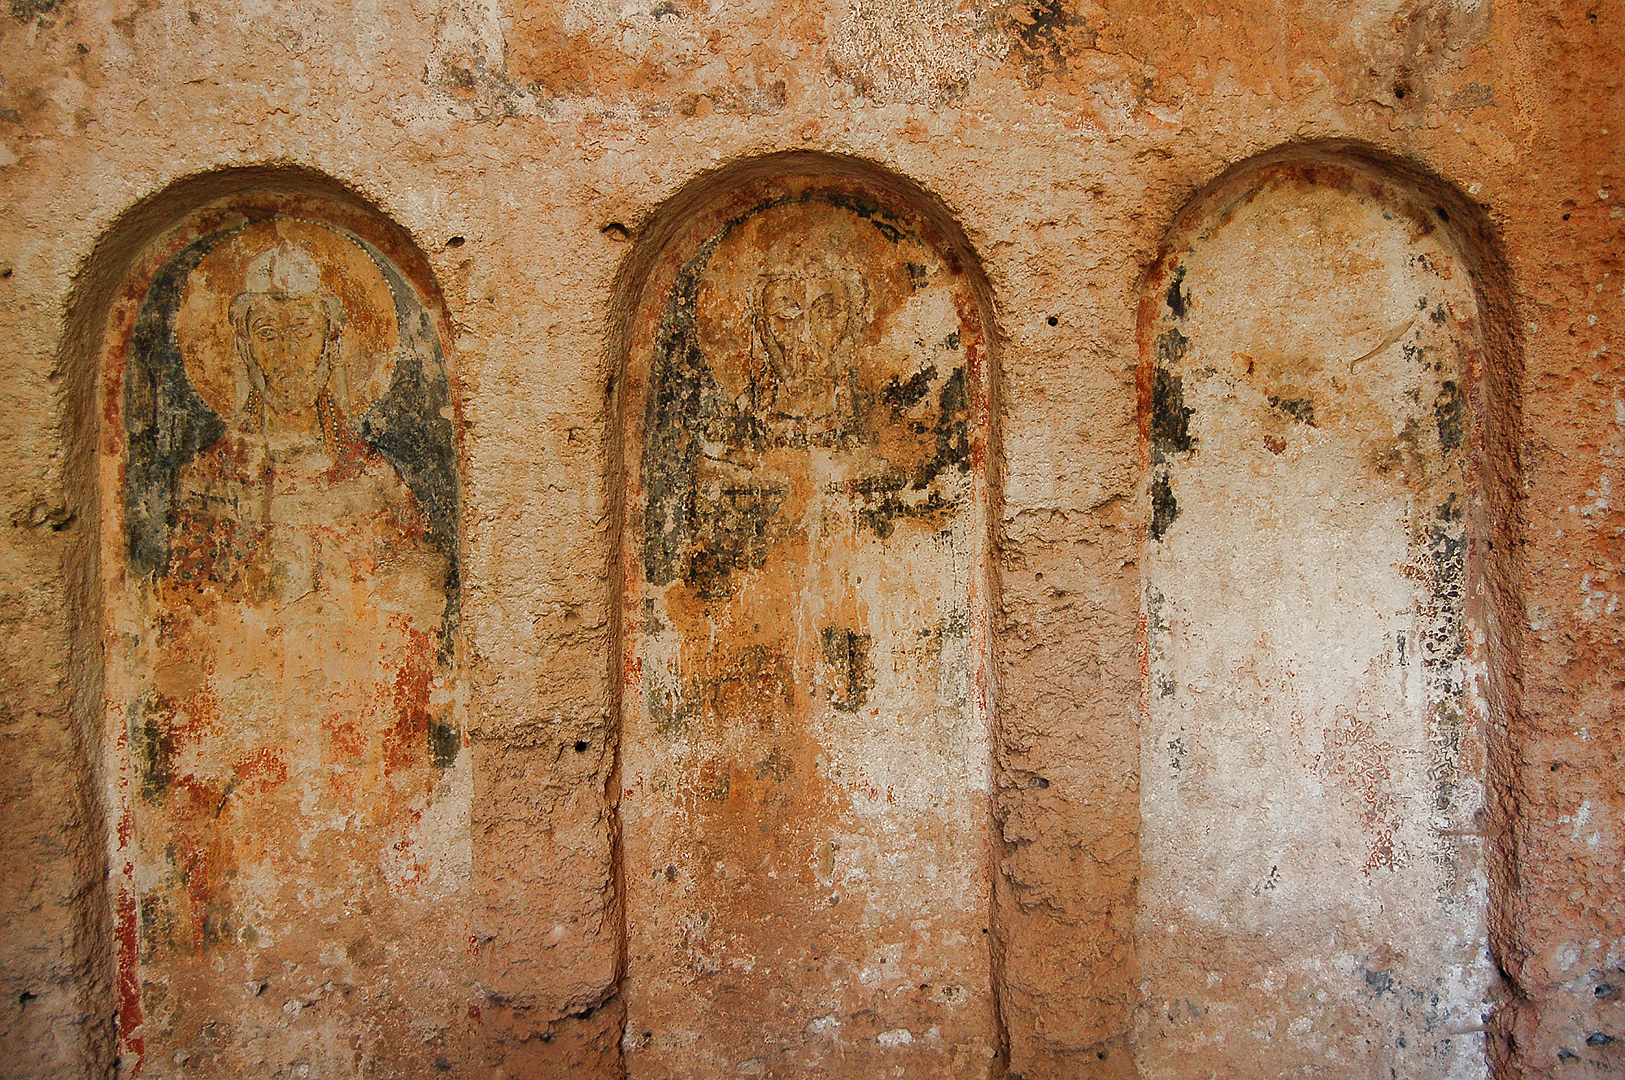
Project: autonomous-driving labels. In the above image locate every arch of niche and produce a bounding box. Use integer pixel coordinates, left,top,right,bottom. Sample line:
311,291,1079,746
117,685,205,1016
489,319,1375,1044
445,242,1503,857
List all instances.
609,151,1003,1078
1135,145,1521,1079
70,170,467,1079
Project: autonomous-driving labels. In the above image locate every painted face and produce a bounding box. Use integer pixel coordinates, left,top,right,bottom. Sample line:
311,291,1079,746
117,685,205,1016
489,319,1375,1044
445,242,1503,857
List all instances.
244,295,330,414
760,272,854,381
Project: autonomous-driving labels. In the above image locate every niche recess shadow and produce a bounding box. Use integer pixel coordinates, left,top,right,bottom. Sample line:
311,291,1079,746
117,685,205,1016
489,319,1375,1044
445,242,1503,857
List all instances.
1134,140,1523,1079
61,166,462,1078
605,150,1009,1078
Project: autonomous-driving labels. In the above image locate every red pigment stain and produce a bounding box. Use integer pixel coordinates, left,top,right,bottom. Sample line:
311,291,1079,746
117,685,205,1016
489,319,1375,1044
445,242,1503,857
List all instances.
329,715,367,757
329,770,359,802
115,880,145,1075
167,775,218,822
232,748,290,794
164,687,221,745
103,331,128,443
179,839,217,952
951,289,991,476
1135,263,1167,446
320,409,379,484
386,628,435,771
1314,706,1402,874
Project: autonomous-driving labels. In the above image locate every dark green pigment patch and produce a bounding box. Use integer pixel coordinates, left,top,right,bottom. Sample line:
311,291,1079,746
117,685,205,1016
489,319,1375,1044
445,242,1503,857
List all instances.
1164,265,1189,320
850,364,970,540
650,686,691,741
1427,700,1464,812
882,364,937,411
1145,585,1168,635
821,191,909,245
137,895,177,960
855,482,952,540
1363,968,1395,996
132,700,176,802
657,645,797,737
1150,472,1178,540
684,485,788,597
429,715,461,768
1434,380,1465,452
9,0,55,20
138,876,234,958
1422,516,1466,670
1155,327,1188,368
1004,0,1097,87
125,233,228,581
821,627,874,712
1267,395,1317,426
914,366,973,491
358,303,459,557
1150,366,1193,455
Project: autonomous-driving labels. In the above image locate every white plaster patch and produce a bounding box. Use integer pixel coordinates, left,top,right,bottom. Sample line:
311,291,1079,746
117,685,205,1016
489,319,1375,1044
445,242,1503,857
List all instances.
1137,166,1492,1079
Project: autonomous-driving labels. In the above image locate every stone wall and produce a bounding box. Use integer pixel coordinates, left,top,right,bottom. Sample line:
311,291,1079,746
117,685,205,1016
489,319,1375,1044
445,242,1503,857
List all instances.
0,0,1619,1077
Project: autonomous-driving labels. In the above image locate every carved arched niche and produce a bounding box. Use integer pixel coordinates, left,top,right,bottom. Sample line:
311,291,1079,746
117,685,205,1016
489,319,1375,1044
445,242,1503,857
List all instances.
1136,149,1519,1077
87,176,467,1077
612,154,1000,1076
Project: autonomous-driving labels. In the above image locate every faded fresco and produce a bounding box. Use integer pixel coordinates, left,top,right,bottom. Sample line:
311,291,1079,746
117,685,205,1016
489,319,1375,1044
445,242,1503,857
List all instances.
107,212,466,1077
1137,166,1494,1078
620,189,997,1075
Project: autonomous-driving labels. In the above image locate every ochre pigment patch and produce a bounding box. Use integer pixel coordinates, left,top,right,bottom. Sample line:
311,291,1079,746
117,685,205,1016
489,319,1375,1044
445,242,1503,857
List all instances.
1137,162,1495,1078
100,194,468,1078
617,175,997,1076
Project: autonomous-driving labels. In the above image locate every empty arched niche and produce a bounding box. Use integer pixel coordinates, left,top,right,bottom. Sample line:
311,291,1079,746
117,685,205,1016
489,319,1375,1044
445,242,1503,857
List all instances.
90,177,467,1076
1136,152,1514,1077
614,154,999,1076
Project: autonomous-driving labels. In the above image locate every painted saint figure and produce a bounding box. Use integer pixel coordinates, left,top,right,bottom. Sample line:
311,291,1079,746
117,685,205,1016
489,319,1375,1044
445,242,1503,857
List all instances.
621,189,997,1076
747,254,866,438
232,242,345,438
113,215,464,1077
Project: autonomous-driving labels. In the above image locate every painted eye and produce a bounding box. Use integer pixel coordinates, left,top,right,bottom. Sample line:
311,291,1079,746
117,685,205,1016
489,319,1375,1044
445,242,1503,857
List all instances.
810,293,841,318
769,299,802,320
253,324,279,341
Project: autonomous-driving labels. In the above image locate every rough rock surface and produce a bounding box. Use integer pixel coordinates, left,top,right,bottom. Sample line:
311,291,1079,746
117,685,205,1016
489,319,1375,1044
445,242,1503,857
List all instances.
0,0,1618,1076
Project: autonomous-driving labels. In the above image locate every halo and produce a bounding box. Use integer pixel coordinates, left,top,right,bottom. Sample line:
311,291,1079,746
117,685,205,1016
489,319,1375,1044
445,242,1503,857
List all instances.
691,198,933,401
175,218,400,425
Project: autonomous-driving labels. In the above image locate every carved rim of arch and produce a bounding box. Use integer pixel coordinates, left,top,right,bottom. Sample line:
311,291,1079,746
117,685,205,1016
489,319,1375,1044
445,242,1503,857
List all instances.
604,151,1009,1061
55,168,463,1076
1137,142,1521,428
1133,140,1528,1008
608,151,1002,414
